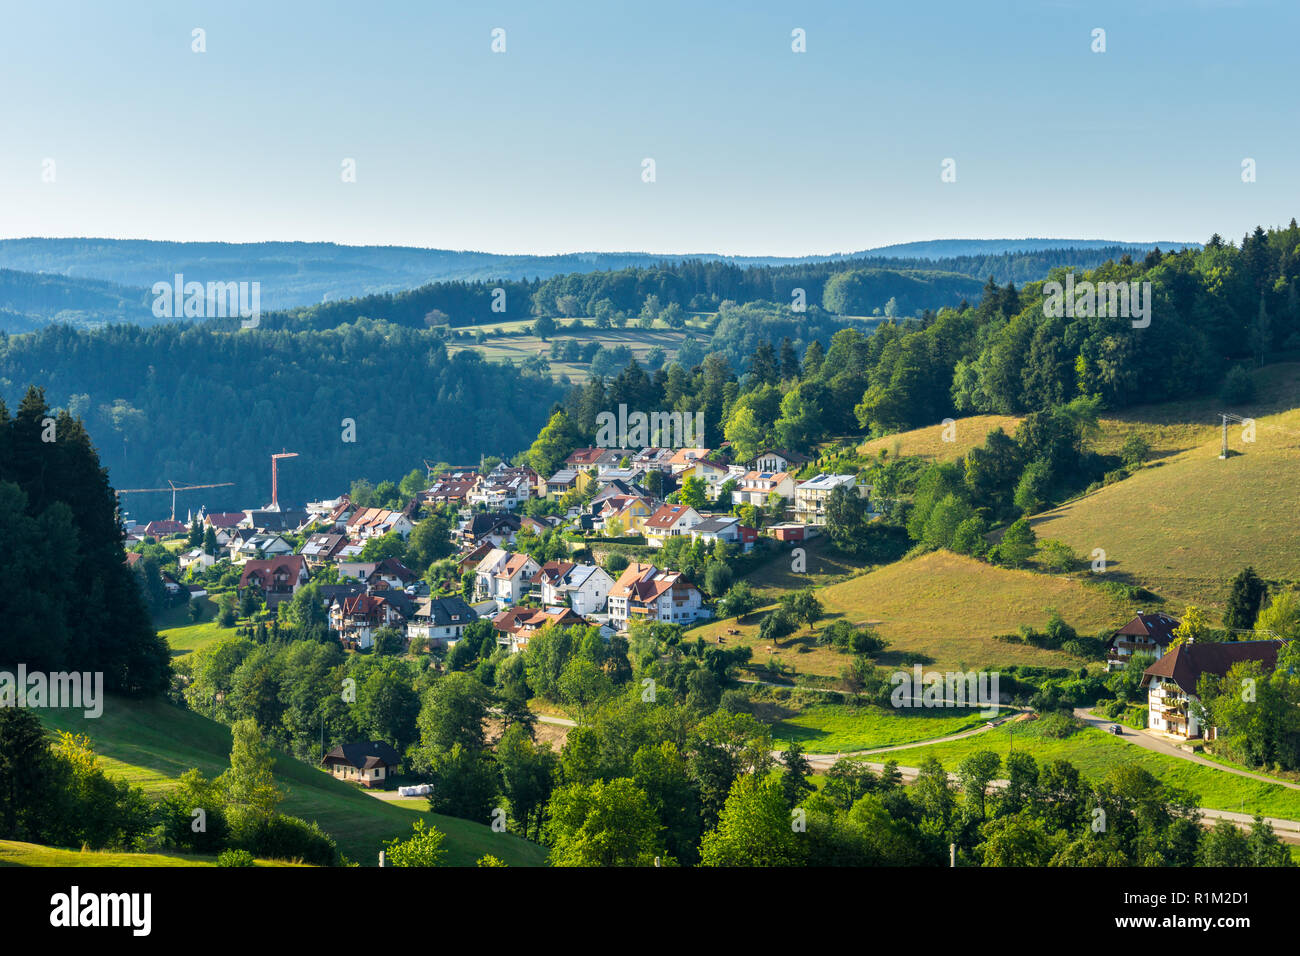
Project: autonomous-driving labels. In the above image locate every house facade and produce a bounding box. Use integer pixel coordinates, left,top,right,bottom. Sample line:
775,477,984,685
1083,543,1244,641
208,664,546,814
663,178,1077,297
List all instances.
643,504,703,548
406,596,478,647
322,741,402,788
607,562,709,630
1142,639,1285,739
1105,611,1181,671
793,473,867,526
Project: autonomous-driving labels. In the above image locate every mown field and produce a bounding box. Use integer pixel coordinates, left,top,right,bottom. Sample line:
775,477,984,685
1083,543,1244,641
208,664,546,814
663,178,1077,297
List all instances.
698,550,1130,678
38,697,547,867
768,702,1000,754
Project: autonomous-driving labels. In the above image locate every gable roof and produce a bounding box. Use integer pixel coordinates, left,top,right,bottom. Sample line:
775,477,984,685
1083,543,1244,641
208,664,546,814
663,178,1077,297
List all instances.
413,596,478,627
323,741,402,770
204,512,247,528
238,554,307,588
1141,639,1286,692
644,503,698,530
751,448,811,466
692,515,740,534
1113,611,1181,646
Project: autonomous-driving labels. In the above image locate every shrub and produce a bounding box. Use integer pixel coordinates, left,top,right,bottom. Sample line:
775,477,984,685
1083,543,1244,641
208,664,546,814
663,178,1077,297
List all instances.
1220,365,1256,403
218,848,255,867
232,812,339,867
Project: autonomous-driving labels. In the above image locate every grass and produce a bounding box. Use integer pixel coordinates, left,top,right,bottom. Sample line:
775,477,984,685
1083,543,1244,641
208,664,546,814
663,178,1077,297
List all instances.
159,617,230,658
740,537,867,600
860,414,1023,462
0,840,301,867
38,696,548,867
769,703,999,754
1030,402,1300,610
875,720,1300,820
698,550,1131,678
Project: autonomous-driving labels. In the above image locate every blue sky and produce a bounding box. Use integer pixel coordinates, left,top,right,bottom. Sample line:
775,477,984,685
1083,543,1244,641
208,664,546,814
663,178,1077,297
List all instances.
0,0,1294,255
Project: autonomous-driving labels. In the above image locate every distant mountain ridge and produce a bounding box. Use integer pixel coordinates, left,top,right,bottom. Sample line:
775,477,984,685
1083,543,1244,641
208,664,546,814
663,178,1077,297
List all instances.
0,236,1196,318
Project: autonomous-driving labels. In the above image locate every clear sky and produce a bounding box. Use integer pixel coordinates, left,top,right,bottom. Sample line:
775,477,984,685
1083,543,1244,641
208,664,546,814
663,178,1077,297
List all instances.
0,0,1294,255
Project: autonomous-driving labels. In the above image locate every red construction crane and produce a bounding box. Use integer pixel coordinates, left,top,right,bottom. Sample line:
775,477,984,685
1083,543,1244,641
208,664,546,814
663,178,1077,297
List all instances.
270,451,299,509
115,480,235,521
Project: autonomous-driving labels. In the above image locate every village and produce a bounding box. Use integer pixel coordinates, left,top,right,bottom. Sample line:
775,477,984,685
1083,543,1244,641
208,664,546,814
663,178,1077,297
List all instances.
124,445,867,662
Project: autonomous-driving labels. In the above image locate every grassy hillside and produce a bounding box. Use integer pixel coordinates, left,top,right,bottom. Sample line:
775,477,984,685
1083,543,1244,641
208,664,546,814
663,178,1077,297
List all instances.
38,697,547,867
0,840,300,868
860,414,1023,462
699,550,1130,678
1030,401,1300,612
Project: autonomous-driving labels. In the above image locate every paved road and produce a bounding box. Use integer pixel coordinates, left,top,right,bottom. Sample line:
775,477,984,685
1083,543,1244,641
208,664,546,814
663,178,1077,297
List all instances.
1073,707,1300,792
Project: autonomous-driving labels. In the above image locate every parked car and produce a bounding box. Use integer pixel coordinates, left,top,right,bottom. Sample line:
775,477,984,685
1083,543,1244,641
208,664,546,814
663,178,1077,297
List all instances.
1108,723,1123,735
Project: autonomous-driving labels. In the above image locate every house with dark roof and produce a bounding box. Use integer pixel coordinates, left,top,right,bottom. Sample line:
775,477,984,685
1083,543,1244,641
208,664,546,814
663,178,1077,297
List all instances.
322,741,402,788
1105,611,1181,671
406,596,478,647
1141,639,1286,739
243,509,310,534
300,532,348,566
750,448,811,474
456,512,521,548
328,593,404,650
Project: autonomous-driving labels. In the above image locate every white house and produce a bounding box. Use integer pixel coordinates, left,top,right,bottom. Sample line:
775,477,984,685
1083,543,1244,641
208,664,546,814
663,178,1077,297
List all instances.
793,473,868,526
178,548,215,572
750,449,811,474
406,596,478,648
689,515,741,546
537,561,614,616
607,562,709,630
732,471,796,508
474,549,540,605
1142,639,1284,740
642,503,703,548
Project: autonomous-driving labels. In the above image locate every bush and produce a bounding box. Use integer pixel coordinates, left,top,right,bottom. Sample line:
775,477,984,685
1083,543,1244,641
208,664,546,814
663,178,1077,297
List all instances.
1035,711,1082,739
1220,365,1256,404
232,812,339,867
1120,433,1150,468
218,848,255,867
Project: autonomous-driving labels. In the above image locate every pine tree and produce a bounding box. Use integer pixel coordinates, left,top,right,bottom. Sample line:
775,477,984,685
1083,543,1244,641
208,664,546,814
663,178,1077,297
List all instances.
1224,567,1267,632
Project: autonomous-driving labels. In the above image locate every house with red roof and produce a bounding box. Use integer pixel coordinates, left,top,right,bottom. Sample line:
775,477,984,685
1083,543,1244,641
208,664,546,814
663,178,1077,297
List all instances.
642,503,702,548
607,562,708,630
1141,638,1286,739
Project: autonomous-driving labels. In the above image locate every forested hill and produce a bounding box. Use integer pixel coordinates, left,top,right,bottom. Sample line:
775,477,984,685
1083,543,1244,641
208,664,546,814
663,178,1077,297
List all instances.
0,237,1191,320
262,245,1179,333
0,268,154,331
0,322,565,513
